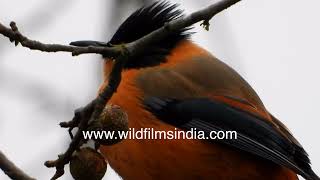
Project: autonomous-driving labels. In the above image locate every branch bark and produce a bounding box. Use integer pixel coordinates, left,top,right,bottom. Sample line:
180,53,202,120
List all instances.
0,151,36,180
0,22,121,57
0,0,242,179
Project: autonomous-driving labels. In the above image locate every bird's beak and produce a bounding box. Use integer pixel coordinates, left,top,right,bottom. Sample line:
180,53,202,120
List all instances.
69,40,109,47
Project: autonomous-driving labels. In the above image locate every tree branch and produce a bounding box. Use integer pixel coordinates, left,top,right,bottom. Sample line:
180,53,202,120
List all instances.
44,51,129,180
0,0,241,58
0,22,121,57
127,0,241,55
0,0,242,179
0,151,36,180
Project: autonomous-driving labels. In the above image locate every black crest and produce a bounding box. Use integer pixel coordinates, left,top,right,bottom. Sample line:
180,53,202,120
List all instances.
109,1,192,69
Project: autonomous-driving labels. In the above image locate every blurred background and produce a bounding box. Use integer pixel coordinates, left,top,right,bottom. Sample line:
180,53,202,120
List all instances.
0,0,319,179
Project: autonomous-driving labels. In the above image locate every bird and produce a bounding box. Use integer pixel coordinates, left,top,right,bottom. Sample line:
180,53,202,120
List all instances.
70,1,319,180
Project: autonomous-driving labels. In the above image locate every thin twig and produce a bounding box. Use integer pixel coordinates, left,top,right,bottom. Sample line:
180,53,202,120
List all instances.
0,151,36,180
0,22,121,57
44,100,95,180
44,50,129,180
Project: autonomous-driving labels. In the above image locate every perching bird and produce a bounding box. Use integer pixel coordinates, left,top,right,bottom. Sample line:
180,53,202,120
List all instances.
70,1,319,180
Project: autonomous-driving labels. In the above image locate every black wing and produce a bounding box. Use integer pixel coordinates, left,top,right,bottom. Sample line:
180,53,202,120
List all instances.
143,97,319,180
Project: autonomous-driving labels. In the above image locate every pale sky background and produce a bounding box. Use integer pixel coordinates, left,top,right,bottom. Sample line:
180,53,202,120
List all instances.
0,0,319,179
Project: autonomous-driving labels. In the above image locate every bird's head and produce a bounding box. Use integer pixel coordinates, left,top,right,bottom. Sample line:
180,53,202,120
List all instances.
70,1,191,69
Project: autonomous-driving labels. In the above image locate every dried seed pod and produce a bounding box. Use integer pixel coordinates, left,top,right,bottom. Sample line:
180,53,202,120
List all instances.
97,104,129,145
70,148,107,180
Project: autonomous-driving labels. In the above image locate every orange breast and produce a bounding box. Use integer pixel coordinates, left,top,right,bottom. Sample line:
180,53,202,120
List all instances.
99,41,298,180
